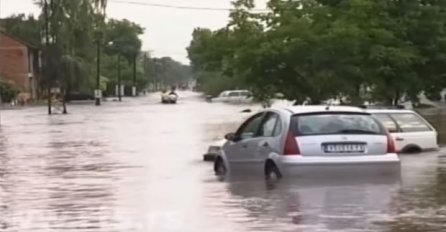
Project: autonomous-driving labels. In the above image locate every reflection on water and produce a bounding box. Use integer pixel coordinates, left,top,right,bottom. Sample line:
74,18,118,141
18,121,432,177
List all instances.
220,175,402,232
0,93,446,232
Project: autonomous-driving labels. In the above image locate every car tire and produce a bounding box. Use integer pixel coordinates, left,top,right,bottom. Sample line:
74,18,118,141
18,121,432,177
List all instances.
401,145,422,154
265,161,282,180
214,158,226,176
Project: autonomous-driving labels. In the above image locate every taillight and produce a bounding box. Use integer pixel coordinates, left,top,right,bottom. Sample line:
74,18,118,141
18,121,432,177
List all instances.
387,133,396,153
284,131,300,155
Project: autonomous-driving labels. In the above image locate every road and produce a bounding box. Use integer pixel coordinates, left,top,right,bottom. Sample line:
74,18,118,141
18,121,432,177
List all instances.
0,91,445,232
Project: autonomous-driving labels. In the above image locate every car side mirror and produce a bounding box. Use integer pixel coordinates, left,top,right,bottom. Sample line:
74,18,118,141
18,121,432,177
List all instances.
225,132,236,141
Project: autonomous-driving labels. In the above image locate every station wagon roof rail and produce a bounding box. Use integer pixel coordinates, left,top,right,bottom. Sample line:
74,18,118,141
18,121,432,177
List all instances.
356,105,406,110
284,105,366,114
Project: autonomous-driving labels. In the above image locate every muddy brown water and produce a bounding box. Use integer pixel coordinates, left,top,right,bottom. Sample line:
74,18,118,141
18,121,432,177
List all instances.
0,92,445,232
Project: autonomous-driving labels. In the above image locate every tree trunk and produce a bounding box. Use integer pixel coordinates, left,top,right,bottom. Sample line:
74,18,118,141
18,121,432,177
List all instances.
63,84,71,114
393,89,401,106
62,98,67,114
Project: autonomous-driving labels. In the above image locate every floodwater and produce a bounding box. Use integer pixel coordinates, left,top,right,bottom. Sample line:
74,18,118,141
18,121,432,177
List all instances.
0,91,445,232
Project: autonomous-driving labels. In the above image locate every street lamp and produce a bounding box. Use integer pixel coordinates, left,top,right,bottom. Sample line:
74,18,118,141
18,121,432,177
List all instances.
107,41,123,101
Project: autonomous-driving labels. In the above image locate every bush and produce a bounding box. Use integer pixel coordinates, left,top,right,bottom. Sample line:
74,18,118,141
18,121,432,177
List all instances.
0,82,19,103
197,71,238,97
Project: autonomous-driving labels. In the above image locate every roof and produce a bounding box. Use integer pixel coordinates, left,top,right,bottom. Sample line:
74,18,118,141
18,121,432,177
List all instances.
0,29,40,50
222,90,251,93
282,105,366,114
365,109,415,114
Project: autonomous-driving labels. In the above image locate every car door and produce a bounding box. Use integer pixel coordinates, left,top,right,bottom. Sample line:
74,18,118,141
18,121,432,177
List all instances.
224,112,265,173
389,112,438,152
227,91,240,103
251,112,283,175
218,91,229,102
372,113,402,151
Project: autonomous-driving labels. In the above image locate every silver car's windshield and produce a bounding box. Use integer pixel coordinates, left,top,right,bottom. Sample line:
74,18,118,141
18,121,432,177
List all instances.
292,113,385,136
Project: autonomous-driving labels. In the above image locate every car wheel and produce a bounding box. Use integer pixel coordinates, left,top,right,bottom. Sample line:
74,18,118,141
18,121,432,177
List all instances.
402,145,422,154
265,161,282,180
214,158,227,176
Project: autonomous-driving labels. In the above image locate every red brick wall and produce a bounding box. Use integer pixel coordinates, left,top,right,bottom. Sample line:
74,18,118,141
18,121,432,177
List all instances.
0,33,29,92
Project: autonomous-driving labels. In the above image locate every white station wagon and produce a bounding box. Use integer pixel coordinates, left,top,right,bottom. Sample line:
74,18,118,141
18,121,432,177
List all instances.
214,106,401,179
212,90,253,104
366,109,439,153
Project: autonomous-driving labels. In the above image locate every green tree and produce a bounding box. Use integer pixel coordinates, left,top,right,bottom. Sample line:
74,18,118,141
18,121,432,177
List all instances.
188,0,446,106
35,0,110,113
1,14,41,46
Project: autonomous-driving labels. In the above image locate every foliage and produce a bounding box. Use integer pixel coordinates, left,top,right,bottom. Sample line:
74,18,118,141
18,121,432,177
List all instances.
4,0,189,106
146,57,192,89
1,14,41,47
195,71,235,97
103,19,143,61
187,0,446,105
0,82,20,103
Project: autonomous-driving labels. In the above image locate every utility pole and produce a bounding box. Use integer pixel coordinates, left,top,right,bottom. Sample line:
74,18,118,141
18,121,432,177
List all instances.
44,0,52,115
0,0,2,124
132,53,137,96
95,38,101,105
117,54,122,101
154,59,158,91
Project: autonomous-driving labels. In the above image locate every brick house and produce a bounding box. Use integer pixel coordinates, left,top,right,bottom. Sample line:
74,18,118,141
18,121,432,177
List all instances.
0,30,40,102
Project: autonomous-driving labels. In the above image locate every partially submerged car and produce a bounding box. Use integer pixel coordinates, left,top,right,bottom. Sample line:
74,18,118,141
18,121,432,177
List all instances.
211,90,253,104
366,108,439,153
161,92,178,104
214,105,400,179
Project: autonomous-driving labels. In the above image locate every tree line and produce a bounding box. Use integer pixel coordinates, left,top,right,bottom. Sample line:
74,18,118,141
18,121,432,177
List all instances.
187,0,446,106
1,0,191,112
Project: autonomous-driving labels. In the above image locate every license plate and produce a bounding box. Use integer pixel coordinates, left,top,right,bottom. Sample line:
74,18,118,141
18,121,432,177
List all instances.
323,144,366,153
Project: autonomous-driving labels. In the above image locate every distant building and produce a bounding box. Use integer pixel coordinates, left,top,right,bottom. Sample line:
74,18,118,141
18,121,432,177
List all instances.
0,29,40,102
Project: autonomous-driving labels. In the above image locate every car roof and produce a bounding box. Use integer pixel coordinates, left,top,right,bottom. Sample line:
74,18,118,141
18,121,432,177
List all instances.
365,109,415,114
228,90,250,93
280,105,367,114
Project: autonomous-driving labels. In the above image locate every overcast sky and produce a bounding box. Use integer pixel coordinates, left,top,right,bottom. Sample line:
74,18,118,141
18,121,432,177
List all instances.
0,0,267,64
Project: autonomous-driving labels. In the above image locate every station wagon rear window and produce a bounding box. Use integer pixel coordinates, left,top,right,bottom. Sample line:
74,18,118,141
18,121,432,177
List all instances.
389,113,432,132
292,113,385,136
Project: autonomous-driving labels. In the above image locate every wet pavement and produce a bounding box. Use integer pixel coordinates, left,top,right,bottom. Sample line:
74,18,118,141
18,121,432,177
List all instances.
0,91,445,232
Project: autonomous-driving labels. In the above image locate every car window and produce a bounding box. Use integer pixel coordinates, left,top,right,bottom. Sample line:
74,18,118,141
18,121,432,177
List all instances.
292,113,385,136
259,113,280,137
373,113,398,133
236,113,264,140
239,91,250,97
390,113,432,132
273,117,282,136
228,91,239,97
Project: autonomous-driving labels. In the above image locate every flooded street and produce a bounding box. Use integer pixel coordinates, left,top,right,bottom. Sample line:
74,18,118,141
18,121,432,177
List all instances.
0,92,446,232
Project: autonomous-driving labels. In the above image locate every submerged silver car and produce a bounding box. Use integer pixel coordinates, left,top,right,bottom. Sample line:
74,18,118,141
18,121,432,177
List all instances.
214,106,400,179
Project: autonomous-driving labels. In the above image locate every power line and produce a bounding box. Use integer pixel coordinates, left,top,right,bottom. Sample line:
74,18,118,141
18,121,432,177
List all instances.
108,0,268,12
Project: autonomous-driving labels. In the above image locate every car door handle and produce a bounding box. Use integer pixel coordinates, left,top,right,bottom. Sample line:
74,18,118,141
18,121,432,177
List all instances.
242,144,248,148
262,142,269,147
395,137,404,141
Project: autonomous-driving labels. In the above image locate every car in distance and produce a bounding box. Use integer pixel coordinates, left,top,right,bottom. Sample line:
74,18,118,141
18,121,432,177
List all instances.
161,92,178,104
211,90,253,104
366,108,439,153
214,105,400,179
